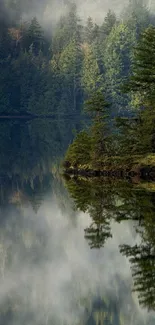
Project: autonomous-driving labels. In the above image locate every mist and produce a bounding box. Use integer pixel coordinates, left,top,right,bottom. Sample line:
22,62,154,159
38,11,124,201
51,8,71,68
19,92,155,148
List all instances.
42,0,129,25
0,188,154,325
1,0,146,28
25,0,155,25
1,0,154,36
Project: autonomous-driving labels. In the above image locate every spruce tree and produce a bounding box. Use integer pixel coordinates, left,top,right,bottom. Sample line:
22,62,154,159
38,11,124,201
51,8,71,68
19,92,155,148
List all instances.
126,26,155,104
26,17,44,55
84,17,94,44
124,26,155,152
85,91,110,167
81,44,103,95
100,10,117,41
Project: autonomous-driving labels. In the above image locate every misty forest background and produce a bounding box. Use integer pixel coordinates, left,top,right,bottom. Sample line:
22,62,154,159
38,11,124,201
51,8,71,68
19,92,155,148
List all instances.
2,0,155,169
1,2,155,324
1,0,154,116
0,2,155,119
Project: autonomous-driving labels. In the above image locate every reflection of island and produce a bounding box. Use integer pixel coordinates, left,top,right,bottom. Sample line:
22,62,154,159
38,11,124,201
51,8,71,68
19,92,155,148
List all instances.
0,184,153,325
64,175,155,313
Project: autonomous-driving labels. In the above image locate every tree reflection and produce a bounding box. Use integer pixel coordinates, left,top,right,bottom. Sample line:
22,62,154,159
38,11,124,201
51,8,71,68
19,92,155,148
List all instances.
120,193,155,311
0,118,79,210
0,119,60,211
64,175,155,312
84,180,112,249
120,242,155,311
64,177,115,248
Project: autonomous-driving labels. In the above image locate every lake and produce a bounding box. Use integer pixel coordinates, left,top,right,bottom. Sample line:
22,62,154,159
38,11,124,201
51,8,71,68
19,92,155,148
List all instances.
0,119,155,325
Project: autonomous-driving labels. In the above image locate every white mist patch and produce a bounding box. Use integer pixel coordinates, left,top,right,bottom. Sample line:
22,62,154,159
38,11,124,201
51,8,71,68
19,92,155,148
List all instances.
76,0,128,23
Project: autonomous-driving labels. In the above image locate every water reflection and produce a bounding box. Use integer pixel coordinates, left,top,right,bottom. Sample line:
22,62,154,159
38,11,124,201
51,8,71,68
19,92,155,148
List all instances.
0,118,76,209
0,185,153,325
0,120,155,324
64,176,155,318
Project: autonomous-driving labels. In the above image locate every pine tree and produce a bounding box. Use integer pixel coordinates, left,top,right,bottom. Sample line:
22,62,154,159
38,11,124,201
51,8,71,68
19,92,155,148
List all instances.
124,26,155,152
81,44,103,95
126,26,155,104
59,37,83,112
84,17,94,44
99,10,117,42
25,17,44,55
85,91,110,167
103,22,135,114
65,130,91,167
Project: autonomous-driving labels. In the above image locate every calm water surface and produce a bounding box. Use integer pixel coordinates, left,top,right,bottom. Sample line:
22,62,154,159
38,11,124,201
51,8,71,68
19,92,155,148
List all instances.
0,120,155,325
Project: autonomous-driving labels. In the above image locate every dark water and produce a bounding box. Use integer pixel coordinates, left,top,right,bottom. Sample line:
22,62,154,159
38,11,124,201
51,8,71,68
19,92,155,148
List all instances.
0,120,155,325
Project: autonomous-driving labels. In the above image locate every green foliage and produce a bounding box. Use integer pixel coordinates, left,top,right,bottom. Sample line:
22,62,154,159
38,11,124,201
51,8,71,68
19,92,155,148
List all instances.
24,17,45,55
64,91,110,169
103,22,135,113
81,44,103,95
65,130,91,167
64,21,155,170
85,91,110,114
123,25,155,154
85,92,110,165
3,2,155,323
100,10,117,42
125,26,155,104
2,0,155,174
0,0,154,118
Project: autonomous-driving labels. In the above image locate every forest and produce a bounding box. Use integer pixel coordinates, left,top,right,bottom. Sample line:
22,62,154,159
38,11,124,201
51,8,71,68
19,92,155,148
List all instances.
1,2,155,324
1,0,155,172
0,0,154,117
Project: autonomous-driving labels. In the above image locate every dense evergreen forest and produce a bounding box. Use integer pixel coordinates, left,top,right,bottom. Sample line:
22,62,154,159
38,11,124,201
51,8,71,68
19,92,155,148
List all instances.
2,0,155,170
0,0,154,118
37,1,153,171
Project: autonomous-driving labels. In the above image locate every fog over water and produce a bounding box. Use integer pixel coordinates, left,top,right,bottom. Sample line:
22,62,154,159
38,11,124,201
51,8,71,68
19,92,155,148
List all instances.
0,188,154,325
0,0,155,322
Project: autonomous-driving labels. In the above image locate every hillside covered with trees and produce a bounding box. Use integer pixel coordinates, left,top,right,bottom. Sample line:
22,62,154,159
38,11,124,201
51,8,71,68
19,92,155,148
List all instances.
0,0,154,118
